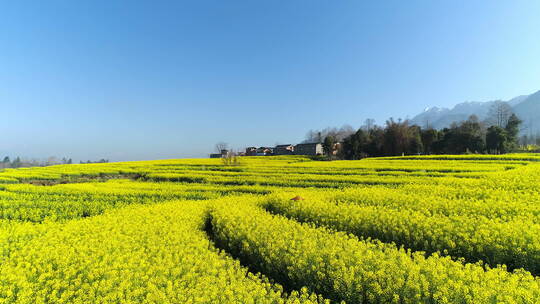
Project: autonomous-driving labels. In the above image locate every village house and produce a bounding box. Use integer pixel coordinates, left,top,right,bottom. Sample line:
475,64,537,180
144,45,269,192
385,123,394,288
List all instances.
294,143,323,156
256,147,273,156
273,144,294,155
211,143,325,158
332,142,342,156
210,149,230,158
245,147,257,156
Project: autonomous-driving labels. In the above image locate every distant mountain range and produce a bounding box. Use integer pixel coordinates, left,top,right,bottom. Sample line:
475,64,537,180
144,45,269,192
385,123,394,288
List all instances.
410,90,540,135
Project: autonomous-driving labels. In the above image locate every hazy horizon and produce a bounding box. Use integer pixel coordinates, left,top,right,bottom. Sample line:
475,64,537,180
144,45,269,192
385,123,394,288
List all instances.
2,1,540,162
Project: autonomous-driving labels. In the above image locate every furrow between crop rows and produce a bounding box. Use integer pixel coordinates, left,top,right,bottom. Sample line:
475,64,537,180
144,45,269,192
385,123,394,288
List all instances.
207,200,540,303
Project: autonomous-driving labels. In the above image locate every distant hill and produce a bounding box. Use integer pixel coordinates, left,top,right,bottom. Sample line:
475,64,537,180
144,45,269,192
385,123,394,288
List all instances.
410,90,540,135
513,90,540,133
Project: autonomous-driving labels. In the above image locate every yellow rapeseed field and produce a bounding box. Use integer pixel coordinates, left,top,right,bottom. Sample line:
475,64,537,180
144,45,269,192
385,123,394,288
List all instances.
0,154,539,303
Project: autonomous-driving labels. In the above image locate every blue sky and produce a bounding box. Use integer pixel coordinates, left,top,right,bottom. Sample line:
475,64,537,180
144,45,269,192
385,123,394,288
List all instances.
1,1,539,161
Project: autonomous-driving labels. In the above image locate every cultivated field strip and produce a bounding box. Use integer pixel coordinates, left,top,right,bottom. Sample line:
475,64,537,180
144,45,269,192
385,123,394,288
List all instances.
264,195,540,275
332,186,540,221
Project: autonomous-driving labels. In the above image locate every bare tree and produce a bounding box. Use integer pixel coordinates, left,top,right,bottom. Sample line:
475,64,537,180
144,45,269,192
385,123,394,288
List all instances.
363,119,376,131
215,142,229,154
303,130,318,143
337,125,355,140
303,125,355,143
487,101,513,128
521,117,534,141
221,149,241,166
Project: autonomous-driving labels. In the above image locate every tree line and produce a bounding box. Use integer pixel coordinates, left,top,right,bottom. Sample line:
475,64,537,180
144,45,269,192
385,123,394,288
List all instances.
311,102,528,160
0,157,109,169
80,159,109,164
0,156,73,169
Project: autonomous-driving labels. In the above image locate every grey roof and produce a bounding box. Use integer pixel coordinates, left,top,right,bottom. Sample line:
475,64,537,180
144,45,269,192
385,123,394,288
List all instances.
295,143,321,146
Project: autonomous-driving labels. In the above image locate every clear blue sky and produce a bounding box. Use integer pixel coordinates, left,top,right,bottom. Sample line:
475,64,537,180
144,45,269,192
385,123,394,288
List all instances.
1,1,539,161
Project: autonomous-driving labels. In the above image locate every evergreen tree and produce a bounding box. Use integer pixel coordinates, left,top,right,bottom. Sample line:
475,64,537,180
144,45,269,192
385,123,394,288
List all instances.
322,135,336,159
342,129,368,160
486,126,507,154
420,129,439,154
407,125,423,155
504,113,522,151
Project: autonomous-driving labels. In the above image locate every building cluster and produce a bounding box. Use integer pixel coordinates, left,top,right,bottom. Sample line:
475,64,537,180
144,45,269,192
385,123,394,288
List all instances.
210,143,324,158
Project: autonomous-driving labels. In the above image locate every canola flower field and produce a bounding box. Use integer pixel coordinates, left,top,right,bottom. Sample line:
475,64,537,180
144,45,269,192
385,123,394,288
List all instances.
0,155,539,303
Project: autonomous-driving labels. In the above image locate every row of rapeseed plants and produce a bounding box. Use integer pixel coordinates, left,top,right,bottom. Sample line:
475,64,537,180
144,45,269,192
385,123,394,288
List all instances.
0,200,328,303
208,199,540,303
